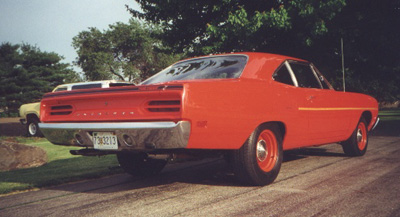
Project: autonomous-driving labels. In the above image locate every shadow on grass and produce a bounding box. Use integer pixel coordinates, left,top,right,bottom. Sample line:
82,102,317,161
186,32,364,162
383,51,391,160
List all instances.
0,156,122,194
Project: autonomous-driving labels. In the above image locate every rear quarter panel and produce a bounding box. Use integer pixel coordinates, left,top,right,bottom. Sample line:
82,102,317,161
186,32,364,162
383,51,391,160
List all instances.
181,54,287,150
335,91,379,133
182,79,275,149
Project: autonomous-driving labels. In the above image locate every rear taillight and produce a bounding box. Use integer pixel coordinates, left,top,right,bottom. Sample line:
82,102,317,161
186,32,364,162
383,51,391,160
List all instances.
146,100,180,112
50,105,73,115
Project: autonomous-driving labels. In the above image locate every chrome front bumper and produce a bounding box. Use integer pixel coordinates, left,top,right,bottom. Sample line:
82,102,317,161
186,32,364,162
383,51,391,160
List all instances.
38,121,191,150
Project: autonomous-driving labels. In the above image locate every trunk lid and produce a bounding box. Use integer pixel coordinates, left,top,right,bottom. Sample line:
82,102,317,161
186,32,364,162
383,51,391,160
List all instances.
40,85,183,123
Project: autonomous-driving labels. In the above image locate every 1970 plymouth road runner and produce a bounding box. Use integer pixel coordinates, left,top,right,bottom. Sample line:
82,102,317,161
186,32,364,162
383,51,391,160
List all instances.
39,52,379,186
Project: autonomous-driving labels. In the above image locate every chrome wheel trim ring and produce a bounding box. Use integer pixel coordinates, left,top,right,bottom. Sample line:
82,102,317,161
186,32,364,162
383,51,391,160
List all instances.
357,128,363,143
29,123,37,135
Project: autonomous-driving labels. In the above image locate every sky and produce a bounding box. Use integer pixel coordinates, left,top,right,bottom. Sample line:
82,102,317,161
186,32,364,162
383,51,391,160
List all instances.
0,0,140,72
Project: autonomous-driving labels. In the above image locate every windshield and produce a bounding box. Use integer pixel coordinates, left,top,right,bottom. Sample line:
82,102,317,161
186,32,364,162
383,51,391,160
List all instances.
141,55,248,85
53,86,67,92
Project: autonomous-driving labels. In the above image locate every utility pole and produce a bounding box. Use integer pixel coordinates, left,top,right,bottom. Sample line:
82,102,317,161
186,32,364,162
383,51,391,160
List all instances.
341,38,345,92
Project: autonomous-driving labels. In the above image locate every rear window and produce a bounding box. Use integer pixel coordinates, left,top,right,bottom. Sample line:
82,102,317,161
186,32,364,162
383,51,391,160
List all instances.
71,83,102,90
141,55,248,85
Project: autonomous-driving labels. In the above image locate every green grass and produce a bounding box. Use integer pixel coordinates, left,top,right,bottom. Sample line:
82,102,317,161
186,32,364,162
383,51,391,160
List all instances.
379,108,400,121
0,137,123,195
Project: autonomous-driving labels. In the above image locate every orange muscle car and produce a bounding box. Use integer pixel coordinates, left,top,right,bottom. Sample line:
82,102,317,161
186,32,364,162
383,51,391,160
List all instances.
39,52,379,186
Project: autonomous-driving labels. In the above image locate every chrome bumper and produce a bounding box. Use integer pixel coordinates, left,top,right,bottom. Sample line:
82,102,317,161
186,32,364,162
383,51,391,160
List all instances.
371,117,380,131
38,121,191,150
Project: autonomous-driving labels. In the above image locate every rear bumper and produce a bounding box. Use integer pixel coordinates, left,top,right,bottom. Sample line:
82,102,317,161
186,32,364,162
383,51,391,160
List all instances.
38,121,191,150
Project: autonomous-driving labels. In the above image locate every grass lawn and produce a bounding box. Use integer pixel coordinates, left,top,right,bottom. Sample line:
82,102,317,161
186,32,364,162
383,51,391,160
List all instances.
0,137,123,195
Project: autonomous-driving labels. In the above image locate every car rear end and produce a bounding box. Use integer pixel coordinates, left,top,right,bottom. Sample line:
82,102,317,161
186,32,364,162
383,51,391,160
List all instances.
39,85,189,152
40,54,251,153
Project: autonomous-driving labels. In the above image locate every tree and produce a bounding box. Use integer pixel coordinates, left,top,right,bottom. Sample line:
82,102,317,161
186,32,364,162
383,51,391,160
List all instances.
129,0,400,102
0,42,79,115
129,0,346,55
324,0,400,102
72,19,183,83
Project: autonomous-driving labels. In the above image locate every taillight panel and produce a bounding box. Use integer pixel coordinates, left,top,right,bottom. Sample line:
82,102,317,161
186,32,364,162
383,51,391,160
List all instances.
146,100,181,112
41,85,184,122
50,105,73,115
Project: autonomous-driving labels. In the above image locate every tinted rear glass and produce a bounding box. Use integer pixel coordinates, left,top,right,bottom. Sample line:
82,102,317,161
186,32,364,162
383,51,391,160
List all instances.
71,83,102,90
141,55,248,85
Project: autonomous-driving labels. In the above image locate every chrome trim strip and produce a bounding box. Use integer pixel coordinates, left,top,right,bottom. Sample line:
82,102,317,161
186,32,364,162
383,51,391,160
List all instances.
371,117,380,131
284,61,299,87
39,121,191,150
39,122,180,130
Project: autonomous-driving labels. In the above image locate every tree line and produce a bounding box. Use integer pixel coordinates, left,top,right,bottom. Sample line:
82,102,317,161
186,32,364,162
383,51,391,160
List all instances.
1,0,399,114
0,43,79,115
0,20,181,115
129,0,400,102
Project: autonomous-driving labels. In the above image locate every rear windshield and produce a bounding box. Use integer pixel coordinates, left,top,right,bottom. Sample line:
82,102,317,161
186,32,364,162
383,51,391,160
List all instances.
141,55,248,85
71,83,102,90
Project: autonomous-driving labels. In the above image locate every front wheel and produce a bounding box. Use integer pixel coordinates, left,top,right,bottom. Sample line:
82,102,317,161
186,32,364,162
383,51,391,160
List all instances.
26,117,43,137
117,152,167,176
342,117,368,156
231,123,283,186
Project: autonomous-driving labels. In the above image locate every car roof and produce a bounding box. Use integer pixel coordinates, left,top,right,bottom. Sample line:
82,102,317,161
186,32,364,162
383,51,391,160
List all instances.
182,52,306,80
175,52,305,63
52,80,132,92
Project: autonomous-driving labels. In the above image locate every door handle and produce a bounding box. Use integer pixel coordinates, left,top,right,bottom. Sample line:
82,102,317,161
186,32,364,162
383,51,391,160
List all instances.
307,95,315,100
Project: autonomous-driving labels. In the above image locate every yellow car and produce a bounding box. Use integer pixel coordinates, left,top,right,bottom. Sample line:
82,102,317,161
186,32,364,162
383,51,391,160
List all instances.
19,80,133,136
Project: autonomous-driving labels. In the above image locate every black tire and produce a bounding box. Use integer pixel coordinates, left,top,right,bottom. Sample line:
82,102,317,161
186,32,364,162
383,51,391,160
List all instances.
342,117,368,156
26,117,43,137
231,123,283,186
117,152,167,176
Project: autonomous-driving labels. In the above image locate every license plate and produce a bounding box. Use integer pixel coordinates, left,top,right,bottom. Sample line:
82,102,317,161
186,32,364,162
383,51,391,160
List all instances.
93,132,118,150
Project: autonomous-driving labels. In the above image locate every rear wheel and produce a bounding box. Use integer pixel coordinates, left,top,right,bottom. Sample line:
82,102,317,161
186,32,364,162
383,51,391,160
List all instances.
342,117,368,156
117,152,167,176
231,123,283,186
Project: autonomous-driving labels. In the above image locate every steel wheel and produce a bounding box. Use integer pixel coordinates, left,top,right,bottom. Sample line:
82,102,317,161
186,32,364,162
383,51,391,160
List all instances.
231,123,283,186
256,130,278,173
28,122,38,136
26,117,43,137
356,121,367,150
342,117,368,156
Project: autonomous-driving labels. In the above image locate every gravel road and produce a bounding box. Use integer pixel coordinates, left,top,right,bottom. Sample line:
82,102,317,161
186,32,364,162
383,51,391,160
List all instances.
1,135,399,216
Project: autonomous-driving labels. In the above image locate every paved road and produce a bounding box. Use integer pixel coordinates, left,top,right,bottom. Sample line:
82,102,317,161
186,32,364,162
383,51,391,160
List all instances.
0,117,25,137
1,136,400,217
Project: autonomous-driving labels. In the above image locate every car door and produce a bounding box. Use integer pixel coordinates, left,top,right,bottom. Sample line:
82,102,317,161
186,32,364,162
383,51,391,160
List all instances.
288,61,350,145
